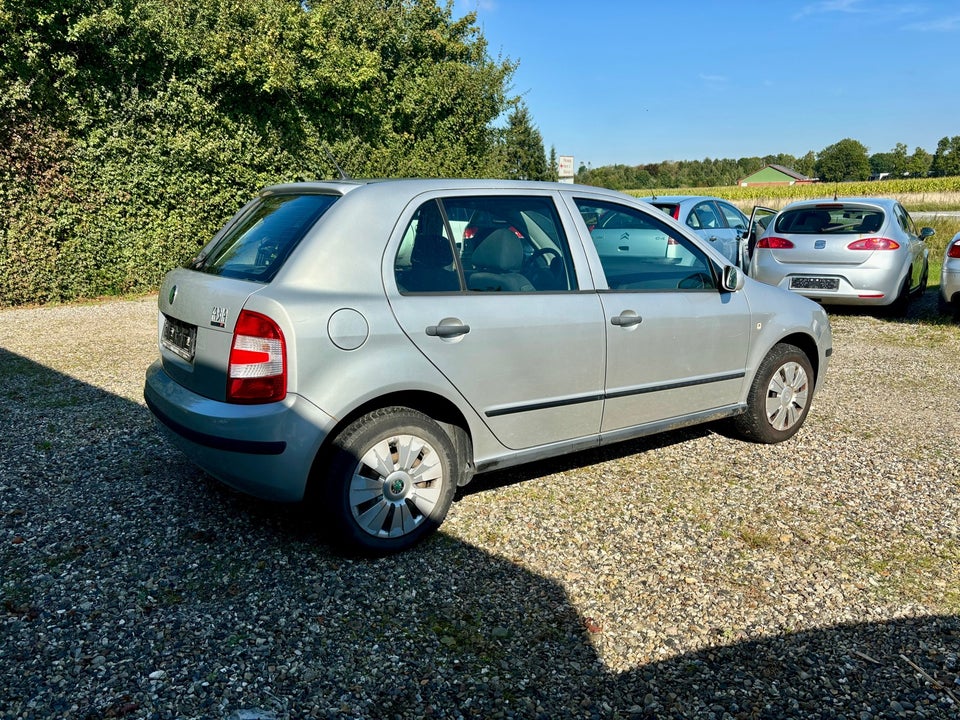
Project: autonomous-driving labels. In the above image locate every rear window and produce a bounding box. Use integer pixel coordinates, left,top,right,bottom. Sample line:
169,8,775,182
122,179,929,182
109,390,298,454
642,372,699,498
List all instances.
775,206,884,235
651,203,680,220
191,193,339,282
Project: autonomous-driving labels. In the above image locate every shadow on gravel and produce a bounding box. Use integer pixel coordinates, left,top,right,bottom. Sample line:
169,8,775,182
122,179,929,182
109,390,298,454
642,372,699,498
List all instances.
2,348,958,719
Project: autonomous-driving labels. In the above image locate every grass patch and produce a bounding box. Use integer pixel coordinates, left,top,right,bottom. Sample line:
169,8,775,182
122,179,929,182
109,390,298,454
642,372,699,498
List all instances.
738,525,778,550
862,540,960,612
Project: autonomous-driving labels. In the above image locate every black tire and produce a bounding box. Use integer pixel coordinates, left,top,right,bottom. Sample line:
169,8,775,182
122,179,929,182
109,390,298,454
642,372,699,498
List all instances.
326,407,458,555
886,274,912,318
732,343,814,444
940,292,960,321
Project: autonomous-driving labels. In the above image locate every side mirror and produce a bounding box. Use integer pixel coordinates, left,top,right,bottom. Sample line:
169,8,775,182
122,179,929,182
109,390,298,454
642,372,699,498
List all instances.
920,227,936,240
722,264,745,292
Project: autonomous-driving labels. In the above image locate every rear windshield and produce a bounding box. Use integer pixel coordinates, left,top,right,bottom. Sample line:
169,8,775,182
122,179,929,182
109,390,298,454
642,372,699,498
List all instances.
774,206,884,235
651,203,680,219
191,193,339,282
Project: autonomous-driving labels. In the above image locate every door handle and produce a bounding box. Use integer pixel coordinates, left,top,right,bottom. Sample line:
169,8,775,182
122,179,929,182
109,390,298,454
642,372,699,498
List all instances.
426,322,470,338
610,313,642,327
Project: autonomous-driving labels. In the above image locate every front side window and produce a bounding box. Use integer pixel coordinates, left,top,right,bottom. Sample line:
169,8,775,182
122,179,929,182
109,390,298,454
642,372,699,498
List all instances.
192,193,339,282
395,196,578,294
576,199,717,291
717,201,748,231
688,202,721,230
895,204,916,236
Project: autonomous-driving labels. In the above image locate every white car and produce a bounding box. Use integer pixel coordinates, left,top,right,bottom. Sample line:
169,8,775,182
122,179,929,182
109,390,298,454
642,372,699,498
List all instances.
940,231,960,318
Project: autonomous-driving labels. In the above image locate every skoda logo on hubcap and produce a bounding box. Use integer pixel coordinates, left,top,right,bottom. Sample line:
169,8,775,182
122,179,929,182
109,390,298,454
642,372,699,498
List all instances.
390,478,406,495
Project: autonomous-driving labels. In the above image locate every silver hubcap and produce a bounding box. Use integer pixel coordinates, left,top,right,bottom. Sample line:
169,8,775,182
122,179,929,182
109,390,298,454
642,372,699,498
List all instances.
765,361,809,431
349,433,444,538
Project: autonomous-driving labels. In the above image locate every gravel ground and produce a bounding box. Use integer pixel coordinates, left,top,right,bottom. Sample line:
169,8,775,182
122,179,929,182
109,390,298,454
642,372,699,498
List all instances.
1,294,959,720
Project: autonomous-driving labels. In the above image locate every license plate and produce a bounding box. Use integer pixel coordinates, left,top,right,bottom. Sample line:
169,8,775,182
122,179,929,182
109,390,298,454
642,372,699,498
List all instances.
791,277,839,291
162,315,197,362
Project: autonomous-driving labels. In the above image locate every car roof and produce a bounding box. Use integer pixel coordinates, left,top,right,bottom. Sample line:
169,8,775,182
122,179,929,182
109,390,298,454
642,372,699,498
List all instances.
261,178,639,201
640,195,719,204
780,197,896,211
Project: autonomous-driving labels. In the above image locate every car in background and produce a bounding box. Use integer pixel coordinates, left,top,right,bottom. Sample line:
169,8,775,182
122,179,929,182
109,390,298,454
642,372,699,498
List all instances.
641,195,770,268
750,198,933,314
144,179,832,555
939,231,960,318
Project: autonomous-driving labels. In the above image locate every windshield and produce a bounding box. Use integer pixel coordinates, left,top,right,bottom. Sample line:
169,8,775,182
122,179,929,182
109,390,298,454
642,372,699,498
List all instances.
191,193,339,282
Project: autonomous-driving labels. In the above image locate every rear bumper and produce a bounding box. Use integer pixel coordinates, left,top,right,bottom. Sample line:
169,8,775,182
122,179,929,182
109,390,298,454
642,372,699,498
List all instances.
752,261,904,306
941,265,960,303
143,360,335,502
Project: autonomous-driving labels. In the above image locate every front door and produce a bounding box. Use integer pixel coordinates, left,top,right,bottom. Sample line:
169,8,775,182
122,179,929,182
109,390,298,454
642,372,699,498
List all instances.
570,197,752,434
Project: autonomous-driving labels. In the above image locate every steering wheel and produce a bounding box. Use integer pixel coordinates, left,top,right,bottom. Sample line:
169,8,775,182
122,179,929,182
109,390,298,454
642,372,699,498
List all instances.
523,247,562,271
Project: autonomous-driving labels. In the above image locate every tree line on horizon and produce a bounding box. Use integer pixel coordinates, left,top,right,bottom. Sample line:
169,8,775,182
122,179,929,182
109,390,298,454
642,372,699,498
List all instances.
575,137,960,191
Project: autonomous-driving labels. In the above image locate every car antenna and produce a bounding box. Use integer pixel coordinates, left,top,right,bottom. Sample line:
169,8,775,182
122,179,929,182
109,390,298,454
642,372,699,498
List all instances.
324,145,351,180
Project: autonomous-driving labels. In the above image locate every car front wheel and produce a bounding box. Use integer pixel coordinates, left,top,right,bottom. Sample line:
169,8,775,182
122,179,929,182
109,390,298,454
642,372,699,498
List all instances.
732,343,813,444
326,407,458,555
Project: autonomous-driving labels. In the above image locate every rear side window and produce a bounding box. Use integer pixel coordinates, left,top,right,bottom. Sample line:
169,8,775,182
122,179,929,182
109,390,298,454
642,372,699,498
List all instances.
394,195,578,293
192,193,338,282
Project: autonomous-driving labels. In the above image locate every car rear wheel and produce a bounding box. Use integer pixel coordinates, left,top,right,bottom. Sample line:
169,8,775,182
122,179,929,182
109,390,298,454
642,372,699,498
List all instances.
887,274,912,317
732,343,813,444
326,407,458,555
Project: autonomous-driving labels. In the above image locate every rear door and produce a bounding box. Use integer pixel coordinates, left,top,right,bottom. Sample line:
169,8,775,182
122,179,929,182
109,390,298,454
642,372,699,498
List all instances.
566,195,752,434
388,192,606,451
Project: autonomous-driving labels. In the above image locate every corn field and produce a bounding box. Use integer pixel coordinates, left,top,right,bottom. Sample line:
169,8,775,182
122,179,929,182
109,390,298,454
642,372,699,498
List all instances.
627,176,960,211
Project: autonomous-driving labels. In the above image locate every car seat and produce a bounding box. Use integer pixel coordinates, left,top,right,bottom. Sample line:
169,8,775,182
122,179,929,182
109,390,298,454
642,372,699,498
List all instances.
467,229,535,292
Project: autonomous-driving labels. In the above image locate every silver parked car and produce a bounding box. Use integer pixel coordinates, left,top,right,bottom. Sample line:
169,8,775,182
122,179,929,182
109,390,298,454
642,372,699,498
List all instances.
640,195,771,268
940,231,960,318
750,197,933,314
144,179,832,554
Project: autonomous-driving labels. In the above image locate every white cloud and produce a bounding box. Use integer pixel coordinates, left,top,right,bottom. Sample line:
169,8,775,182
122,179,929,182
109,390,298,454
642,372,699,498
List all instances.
903,15,960,31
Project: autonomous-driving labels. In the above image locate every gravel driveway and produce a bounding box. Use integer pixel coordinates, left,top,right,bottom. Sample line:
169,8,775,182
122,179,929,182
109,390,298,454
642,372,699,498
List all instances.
2,295,959,719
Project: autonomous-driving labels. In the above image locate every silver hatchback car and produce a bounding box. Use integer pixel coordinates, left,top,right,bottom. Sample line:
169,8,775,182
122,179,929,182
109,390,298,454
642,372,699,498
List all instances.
144,179,832,554
750,197,933,314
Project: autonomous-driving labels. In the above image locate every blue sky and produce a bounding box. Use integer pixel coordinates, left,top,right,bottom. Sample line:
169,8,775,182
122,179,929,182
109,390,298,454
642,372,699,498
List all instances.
452,0,960,168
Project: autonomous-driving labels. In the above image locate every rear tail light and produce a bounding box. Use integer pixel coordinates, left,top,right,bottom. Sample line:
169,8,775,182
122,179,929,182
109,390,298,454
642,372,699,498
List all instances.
847,237,900,251
671,207,680,220
756,236,794,249
227,310,286,404
948,240,960,259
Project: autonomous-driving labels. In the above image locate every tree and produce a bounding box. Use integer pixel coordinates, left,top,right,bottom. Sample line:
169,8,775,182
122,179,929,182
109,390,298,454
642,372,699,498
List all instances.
890,143,910,176
547,145,559,182
908,147,932,177
869,152,895,176
815,139,871,182
0,0,517,304
795,151,817,178
931,136,960,177
501,103,548,181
